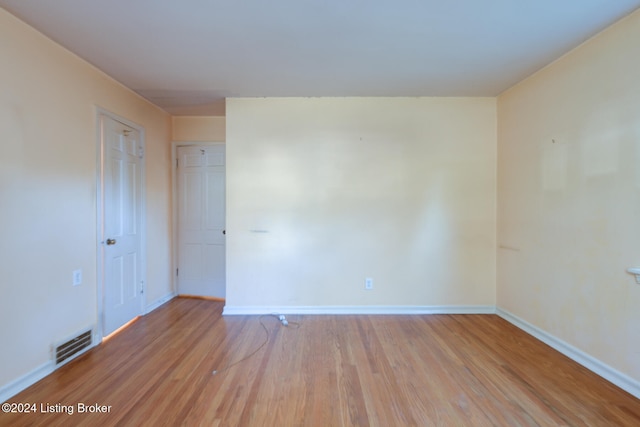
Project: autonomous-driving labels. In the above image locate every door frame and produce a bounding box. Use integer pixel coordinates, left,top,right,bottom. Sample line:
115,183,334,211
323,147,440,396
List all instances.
96,107,147,341
171,141,225,296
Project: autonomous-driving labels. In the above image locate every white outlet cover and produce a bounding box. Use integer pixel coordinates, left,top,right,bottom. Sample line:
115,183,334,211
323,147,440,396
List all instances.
73,269,82,286
365,278,373,290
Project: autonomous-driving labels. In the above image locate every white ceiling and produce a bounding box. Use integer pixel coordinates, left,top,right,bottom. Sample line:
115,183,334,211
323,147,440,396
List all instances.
1,0,639,116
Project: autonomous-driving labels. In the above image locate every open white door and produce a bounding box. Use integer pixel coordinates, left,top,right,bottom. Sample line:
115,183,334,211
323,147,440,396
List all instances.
176,144,226,298
99,113,145,336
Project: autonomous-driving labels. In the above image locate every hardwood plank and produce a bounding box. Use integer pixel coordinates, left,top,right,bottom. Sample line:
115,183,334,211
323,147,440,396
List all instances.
1,298,639,426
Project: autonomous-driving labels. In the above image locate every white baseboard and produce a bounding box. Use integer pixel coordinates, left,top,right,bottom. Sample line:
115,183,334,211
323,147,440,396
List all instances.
222,305,496,315
145,292,176,314
2,292,176,403
0,362,54,404
4,304,636,403
497,307,640,399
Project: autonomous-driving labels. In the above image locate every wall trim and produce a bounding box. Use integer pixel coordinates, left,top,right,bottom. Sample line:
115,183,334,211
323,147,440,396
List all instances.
0,362,53,403
6,304,636,402
223,305,496,315
497,307,640,399
1,293,174,403
145,292,176,315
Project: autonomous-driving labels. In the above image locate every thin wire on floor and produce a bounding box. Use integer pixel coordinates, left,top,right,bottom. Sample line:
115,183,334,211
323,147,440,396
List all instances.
212,314,300,375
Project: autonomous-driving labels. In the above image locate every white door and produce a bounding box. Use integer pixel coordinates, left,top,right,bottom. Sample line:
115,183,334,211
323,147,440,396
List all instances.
100,114,144,335
177,145,226,298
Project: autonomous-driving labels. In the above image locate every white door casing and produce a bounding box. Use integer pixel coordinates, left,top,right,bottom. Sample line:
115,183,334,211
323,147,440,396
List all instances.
99,113,145,336
176,144,226,298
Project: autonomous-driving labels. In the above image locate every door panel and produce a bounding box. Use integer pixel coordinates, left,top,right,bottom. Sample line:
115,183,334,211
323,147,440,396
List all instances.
101,115,143,336
206,171,225,229
177,145,226,298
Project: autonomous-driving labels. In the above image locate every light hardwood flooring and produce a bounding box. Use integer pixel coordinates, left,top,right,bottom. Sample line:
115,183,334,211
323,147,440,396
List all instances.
2,297,640,426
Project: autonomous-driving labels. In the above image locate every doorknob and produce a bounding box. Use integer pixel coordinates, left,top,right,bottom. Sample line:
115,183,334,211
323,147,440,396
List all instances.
106,238,117,245
222,230,226,235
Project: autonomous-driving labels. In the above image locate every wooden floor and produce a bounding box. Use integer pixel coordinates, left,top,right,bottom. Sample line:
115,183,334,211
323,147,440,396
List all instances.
2,298,640,426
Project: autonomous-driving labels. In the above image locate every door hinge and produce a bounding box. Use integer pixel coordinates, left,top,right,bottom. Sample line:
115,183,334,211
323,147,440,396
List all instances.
176,158,179,168
140,280,144,294
176,268,179,276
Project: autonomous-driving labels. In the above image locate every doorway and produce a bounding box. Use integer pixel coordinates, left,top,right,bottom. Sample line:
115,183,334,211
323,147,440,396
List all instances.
174,143,226,298
97,111,146,337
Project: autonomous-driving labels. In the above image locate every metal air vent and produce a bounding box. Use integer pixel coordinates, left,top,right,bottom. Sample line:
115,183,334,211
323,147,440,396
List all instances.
54,329,92,366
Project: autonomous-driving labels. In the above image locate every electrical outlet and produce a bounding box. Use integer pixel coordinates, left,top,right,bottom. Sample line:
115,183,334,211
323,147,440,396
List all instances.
365,277,373,290
73,269,82,286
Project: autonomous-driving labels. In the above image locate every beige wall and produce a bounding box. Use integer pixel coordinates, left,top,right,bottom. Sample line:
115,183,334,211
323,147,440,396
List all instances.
3,0,639,401
172,116,226,142
497,10,640,380
0,9,172,389
226,97,496,309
